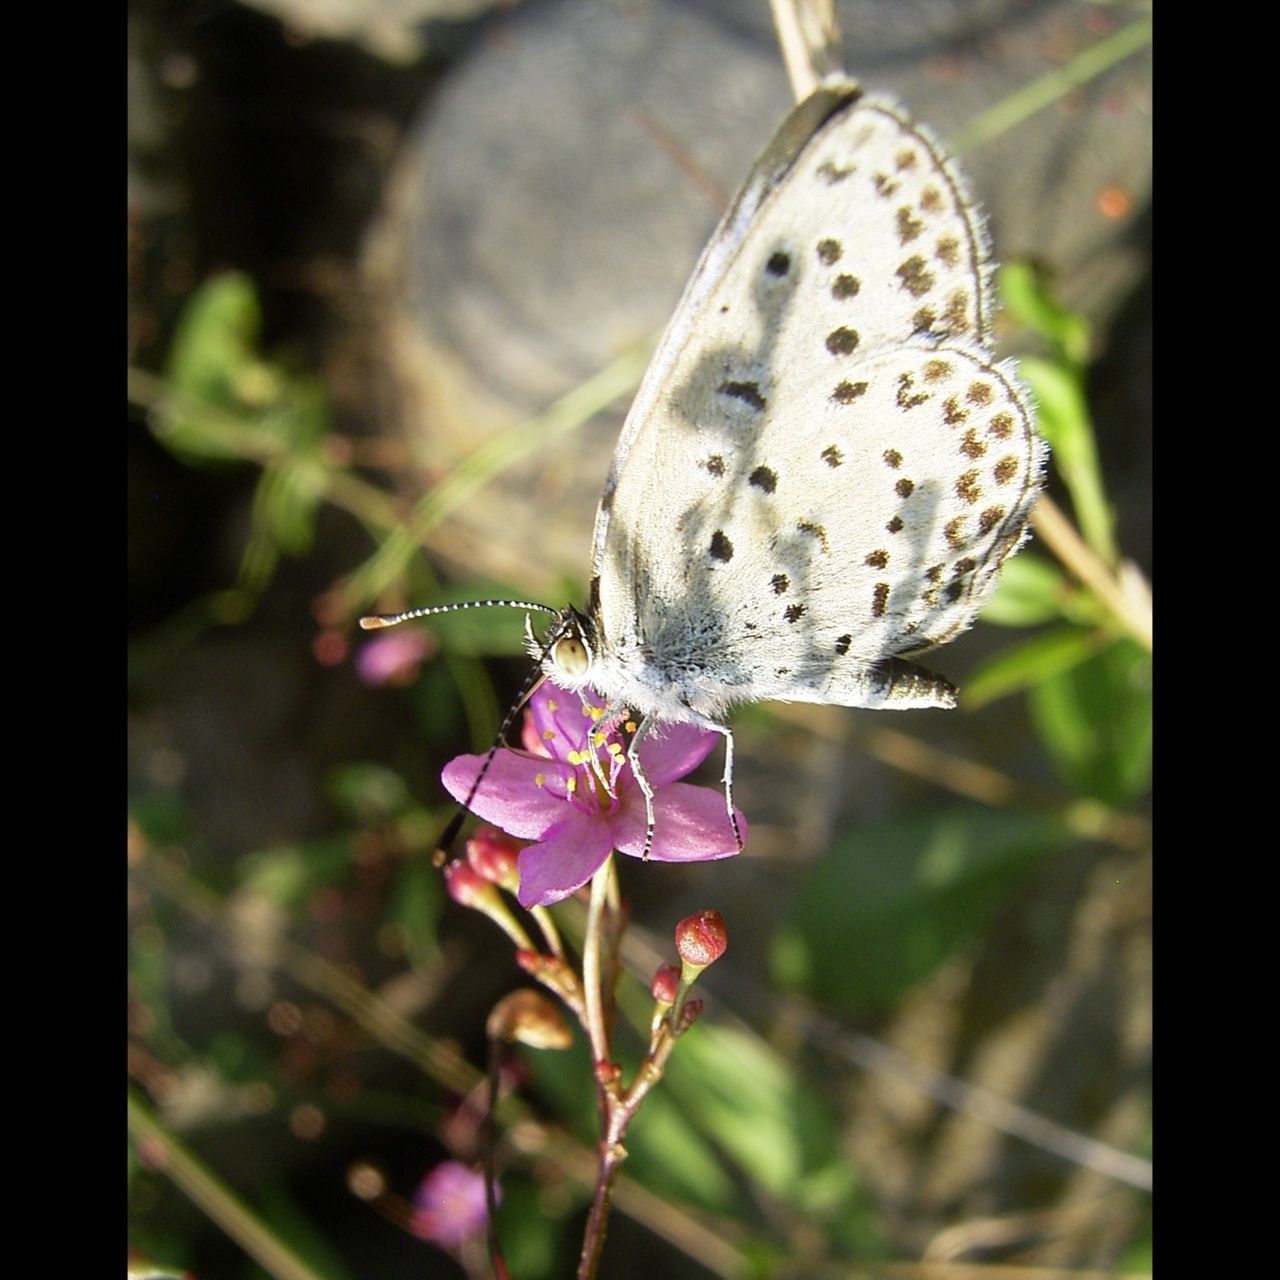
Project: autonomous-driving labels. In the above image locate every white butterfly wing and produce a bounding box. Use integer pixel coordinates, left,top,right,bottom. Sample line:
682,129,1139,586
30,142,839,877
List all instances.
589,80,1043,718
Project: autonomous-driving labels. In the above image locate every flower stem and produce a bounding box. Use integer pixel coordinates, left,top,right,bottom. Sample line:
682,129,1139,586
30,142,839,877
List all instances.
530,903,566,960
578,859,623,1280
582,860,611,1066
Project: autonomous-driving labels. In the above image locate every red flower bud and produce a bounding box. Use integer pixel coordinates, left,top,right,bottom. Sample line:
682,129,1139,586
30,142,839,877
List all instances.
444,861,498,910
676,997,704,1033
675,909,727,971
650,963,680,1006
466,826,522,889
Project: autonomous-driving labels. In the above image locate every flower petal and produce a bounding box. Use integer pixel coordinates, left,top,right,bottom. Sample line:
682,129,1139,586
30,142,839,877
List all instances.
634,720,719,787
523,682,603,760
441,750,575,840
516,815,614,907
611,782,746,862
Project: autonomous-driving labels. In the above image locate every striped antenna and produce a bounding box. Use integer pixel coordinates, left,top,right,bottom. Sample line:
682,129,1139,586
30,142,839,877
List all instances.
359,598,559,630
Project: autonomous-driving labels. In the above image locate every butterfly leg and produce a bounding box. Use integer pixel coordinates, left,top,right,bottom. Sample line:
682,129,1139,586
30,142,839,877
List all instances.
701,719,743,853
628,715,743,859
624,715,659,862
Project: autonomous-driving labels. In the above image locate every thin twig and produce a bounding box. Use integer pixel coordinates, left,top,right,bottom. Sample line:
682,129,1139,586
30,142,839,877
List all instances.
1032,497,1153,653
769,0,842,100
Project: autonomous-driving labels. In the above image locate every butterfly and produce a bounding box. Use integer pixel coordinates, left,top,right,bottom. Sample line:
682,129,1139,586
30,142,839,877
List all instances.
363,75,1045,856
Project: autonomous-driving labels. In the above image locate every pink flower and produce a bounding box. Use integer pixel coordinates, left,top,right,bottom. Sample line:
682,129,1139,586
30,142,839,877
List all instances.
441,683,745,908
410,1161,492,1249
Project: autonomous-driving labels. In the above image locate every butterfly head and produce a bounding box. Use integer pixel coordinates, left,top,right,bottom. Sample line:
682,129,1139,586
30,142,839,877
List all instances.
525,605,599,693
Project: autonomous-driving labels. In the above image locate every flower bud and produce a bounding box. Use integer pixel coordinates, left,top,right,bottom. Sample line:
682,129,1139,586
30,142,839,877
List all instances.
466,826,522,890
676,997,704,1034
594,1059,622,1086
444,861,501,911
486,989,572,1050
675,908,727,976
650,964,679,1007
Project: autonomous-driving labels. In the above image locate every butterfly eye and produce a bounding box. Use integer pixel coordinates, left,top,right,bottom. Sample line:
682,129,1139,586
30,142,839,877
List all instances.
552,635,591,678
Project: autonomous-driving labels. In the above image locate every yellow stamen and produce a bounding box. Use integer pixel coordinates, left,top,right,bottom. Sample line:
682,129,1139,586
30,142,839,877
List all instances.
542,730,556,741
547,699,558,712
625,720,637,734
566,777,577,794
535,773,545,787
607,742,623,757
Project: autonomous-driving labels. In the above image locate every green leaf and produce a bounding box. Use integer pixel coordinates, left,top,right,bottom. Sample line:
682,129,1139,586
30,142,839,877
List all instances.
980,553,1102,628
661,1023,880,1248
165,273,271,407
998,262,1091,368
624,1074,741,1213
963,625,1106,708
1028,636,1152,805
777,806,1065,1014
160,274,283,461
1019,353,1116,565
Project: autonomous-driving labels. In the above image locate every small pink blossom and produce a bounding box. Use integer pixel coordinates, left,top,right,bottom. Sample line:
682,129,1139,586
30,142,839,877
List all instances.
442,682,745,908
355,628,434,686
410,1161,493,1249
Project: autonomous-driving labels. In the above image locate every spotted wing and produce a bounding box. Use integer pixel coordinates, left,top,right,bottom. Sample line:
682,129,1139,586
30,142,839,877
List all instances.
590,79,1043,712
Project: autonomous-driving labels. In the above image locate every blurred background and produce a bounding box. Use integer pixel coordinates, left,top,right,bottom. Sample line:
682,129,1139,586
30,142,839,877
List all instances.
128,1,1152,1276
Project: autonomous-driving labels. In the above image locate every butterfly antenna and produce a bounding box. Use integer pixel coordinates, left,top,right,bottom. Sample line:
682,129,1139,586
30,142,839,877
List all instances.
359,599,559,629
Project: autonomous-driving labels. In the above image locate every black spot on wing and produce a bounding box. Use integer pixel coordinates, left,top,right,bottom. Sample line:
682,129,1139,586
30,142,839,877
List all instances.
816,238,843,265
826,327,860,356
718,380,767,411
